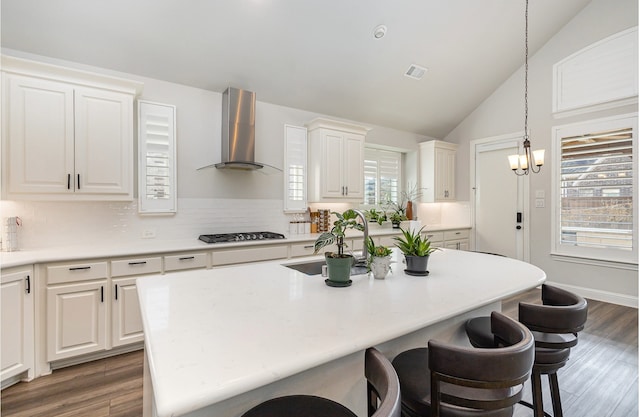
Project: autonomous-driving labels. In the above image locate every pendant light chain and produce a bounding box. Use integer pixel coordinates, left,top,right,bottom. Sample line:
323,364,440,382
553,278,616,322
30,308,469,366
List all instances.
524,0,529,141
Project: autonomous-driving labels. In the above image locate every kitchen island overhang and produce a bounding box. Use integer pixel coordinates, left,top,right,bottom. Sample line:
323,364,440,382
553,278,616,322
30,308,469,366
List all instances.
137,248,546,417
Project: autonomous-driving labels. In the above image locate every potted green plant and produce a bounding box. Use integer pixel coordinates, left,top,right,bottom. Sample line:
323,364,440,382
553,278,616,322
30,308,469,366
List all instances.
365,237,393,279
314,209,365,286
389,210,408,229
364,208,388,225
393,226,438,275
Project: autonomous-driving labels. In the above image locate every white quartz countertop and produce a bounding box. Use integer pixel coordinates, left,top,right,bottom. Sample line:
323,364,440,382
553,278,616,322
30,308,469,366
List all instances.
0,225,470,269
136,248,544,417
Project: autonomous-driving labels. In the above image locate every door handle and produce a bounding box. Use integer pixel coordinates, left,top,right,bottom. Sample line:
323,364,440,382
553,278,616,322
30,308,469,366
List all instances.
516,212,522,230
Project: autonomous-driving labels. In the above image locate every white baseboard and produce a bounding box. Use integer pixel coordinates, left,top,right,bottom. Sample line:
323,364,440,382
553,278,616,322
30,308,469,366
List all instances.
545,281,638,308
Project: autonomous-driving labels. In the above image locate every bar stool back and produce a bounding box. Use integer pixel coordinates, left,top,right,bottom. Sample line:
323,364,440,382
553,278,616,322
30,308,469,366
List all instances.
241,347,401,417
465,284,588,417
392,311,534,417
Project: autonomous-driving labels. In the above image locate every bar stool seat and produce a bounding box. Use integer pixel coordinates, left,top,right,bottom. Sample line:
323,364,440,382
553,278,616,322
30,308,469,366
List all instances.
241,347,401,417
242,395,357,417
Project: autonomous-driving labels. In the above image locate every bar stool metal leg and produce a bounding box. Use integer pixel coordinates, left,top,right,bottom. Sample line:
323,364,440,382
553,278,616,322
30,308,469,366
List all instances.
549,372,563,417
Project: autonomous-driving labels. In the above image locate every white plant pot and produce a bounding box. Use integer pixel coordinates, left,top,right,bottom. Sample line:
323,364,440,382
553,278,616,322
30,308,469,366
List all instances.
370,256,391,279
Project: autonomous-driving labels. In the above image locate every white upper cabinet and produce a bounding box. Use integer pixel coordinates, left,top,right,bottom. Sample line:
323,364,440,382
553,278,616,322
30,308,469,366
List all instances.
419,140,457,202
1,56,142,200
306,118,367,202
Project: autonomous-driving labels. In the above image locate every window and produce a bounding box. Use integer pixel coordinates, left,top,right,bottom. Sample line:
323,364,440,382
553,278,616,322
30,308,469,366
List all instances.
552,114,638,265
364,148,402,206
283,125,307,212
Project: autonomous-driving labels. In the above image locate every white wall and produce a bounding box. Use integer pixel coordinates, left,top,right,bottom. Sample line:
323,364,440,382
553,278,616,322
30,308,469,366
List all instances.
0,49,432,248
443,0,638,305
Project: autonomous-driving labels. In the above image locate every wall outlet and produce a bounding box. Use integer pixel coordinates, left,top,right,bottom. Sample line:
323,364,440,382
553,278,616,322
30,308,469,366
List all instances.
141,229,157,239
535,199,545,208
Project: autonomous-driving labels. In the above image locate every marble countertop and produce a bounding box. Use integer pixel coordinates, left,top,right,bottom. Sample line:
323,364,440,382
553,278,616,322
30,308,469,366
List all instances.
0,224,470,269
136,248,544,417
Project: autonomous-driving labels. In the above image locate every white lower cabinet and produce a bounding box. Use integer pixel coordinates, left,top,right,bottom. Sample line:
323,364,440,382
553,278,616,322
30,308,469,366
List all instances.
422,231,445,248
111,277,143,347
110,256,161,347
47,279,107,361
1,267,34,384
45,257,159,362
443,229,470,250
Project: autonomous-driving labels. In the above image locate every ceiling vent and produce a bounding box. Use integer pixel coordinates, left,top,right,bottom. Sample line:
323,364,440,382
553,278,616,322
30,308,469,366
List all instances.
404,64,428,80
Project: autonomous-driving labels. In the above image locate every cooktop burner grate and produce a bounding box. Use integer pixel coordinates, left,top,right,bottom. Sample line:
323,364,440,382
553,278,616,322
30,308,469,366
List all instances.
198,232,286,244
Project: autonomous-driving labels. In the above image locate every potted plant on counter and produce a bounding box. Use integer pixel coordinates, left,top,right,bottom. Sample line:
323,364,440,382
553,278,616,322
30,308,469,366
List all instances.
394,226,438,276
366,237,393,279
389,210,408,229
314,209,365,286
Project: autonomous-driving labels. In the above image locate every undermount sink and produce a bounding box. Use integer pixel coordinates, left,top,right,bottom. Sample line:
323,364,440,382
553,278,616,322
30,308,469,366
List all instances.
283,260,368,276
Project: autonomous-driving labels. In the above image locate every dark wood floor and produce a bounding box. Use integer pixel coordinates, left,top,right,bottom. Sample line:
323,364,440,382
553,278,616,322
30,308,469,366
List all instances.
1,288,637,417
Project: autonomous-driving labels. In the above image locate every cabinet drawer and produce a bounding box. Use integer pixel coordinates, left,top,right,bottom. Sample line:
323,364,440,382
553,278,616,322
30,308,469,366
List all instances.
290,241,340,258
111,257,162,277
444,229,470,240
164,253,208,272
47,261,108,285
423,231,444,242
290,242,317,258
212,245,288,266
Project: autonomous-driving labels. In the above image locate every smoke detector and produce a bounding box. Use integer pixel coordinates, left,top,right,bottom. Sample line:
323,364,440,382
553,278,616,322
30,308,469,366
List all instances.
373,25,387,39
404,64,428,80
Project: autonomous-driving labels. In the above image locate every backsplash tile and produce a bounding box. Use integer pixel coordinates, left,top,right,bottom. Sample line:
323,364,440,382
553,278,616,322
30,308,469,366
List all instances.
0,198,290,250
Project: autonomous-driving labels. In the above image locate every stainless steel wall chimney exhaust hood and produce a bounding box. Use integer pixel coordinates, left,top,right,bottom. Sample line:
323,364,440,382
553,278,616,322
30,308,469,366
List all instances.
215,87,264,170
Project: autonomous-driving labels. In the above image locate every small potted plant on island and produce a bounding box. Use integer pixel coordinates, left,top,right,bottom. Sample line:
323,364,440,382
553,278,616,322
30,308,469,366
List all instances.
314,209,365,287
366,237,393,279
394,226,438,276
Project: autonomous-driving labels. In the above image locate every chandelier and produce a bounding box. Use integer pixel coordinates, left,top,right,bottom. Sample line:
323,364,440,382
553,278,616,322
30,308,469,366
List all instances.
509,0,544,175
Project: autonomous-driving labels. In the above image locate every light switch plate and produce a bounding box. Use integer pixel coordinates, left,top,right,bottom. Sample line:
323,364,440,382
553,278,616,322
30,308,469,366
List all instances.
535,190,545,199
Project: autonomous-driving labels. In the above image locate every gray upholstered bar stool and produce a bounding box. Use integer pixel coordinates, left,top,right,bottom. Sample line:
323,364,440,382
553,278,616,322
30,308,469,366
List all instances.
464,284,588,417
241,347,401,417
391,312,534,417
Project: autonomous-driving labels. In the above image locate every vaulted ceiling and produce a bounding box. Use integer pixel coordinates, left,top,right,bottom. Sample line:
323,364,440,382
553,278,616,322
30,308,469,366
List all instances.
1,0,592,138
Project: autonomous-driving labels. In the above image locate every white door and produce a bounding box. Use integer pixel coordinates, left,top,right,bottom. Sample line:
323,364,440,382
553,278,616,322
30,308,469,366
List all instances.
472,136,528,260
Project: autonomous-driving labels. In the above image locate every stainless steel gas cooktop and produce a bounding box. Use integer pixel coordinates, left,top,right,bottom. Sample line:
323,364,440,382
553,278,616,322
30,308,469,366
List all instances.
198,232,286,244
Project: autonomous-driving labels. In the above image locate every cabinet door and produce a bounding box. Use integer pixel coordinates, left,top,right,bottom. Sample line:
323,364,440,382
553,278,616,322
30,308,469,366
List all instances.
434,148,454,200
5,75,75,195
1,269,34,382
47,281,107,361
74,87,133,197
321,130,345,198
343,133,364,198
112,277,144,347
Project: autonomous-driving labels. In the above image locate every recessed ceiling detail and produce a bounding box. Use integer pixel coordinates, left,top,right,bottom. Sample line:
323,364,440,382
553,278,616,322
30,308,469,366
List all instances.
404,64,428,80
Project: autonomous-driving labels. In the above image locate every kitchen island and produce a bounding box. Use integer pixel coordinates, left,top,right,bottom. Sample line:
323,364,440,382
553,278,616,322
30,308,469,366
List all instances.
137,248,545,417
